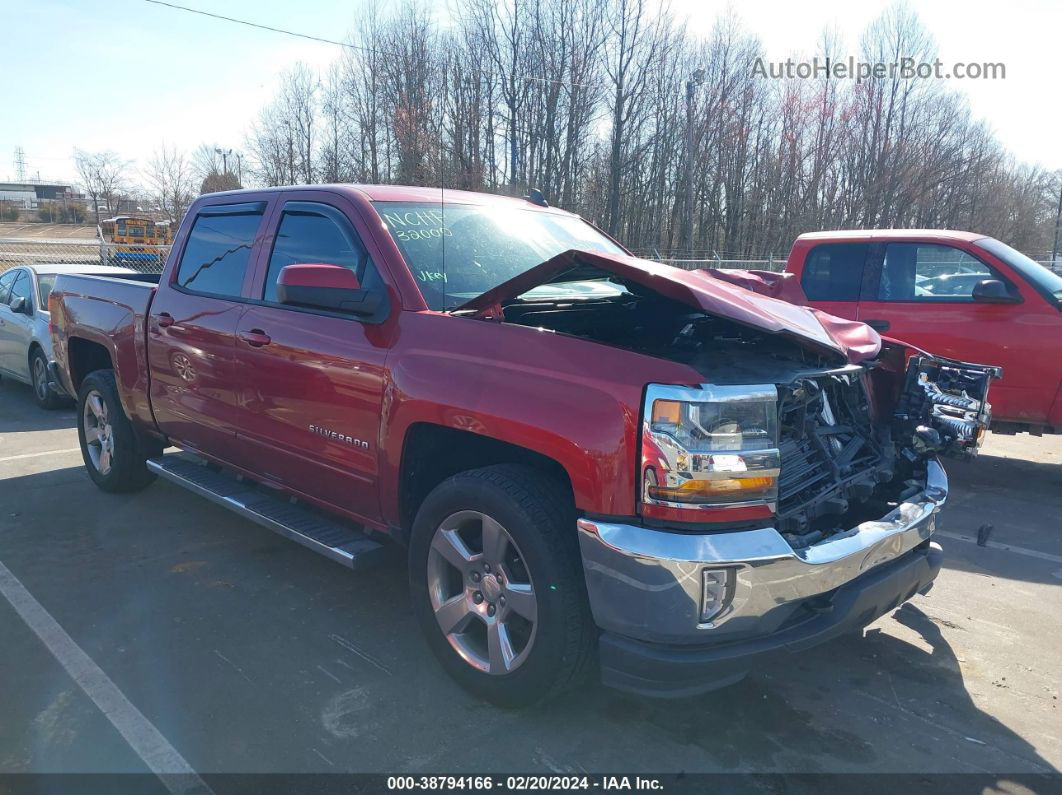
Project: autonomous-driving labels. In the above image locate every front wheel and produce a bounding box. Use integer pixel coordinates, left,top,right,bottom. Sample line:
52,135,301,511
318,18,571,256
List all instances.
409,465,596,707
77,370,157,493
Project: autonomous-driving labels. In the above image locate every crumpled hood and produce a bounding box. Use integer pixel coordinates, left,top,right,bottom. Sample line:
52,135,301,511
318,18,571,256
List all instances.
456,249,881,364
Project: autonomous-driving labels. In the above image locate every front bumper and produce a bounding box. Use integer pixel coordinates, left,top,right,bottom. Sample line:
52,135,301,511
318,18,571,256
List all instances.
577,458,948,696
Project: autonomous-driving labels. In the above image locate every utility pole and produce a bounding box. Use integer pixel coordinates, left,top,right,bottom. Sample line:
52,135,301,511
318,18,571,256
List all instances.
684,70,705,255
13,146,26,182
215,147,232,176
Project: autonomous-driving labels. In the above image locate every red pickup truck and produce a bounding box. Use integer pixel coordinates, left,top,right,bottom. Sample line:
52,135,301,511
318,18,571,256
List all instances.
785,230,1062,435
50,185,995,704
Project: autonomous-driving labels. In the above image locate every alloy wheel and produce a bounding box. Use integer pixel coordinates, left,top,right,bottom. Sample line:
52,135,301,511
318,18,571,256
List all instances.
32,356,48,401
83,391,114,475
426,510,538,675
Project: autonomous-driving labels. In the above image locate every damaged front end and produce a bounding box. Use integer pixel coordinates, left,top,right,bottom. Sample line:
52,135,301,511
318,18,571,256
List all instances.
772,352,999,550
474,250,1006,693
464,249,999,545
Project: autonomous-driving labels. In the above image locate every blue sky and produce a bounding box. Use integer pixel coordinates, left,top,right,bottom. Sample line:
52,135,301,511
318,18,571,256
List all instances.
1,0,1058,186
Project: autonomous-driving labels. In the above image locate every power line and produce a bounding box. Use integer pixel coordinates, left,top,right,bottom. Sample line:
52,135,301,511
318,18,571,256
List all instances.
141,0,368,53
140,0,589,88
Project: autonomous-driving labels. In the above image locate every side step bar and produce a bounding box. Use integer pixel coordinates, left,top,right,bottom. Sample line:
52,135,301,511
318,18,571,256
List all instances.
146,453,387,570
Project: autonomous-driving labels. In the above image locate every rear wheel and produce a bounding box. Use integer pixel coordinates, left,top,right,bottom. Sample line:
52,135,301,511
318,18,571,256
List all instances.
77,370,157,493
409,465,595,706
30,348,63,409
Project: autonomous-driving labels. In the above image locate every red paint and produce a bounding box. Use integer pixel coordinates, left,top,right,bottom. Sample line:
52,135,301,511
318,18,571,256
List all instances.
459,249,882,364
52,186,953,538
783,230,1062,430
278,263,361,290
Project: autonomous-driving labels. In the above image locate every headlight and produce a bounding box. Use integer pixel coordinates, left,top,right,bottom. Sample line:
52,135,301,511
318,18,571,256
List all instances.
642,384,780,509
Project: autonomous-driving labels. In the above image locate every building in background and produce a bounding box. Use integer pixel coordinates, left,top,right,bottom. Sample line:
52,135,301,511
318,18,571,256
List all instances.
0,181,87,210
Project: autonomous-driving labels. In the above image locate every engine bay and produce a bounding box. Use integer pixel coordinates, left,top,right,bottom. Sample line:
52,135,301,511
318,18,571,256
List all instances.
499,284,997,548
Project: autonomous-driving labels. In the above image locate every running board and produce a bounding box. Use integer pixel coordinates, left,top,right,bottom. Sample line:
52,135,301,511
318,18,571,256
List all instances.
146,453,387,570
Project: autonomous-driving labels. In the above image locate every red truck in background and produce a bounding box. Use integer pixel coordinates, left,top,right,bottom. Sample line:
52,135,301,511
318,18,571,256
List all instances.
49,185,996,704
784,230,1062,435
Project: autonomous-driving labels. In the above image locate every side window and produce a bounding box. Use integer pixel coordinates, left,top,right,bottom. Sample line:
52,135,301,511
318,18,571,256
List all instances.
878,243,997,301
800,244,868,301
0,270,18,305
175,207,264,298
262,204,383,303
10,272,32,310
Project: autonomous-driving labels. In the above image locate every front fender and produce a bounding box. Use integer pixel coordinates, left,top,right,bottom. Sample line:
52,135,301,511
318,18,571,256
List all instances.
381,312,704,523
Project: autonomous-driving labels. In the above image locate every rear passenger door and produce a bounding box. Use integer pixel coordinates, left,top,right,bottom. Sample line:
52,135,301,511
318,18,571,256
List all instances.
233,196,392,523
797,243,872,323
147,201,268,457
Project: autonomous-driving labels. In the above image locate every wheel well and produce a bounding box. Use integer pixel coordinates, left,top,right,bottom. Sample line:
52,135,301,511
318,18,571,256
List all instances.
27,341,44,367
68,338,113,391
399,423,574,536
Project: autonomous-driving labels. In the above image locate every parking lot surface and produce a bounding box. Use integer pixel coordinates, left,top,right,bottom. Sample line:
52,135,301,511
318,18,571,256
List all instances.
1,377,1060,776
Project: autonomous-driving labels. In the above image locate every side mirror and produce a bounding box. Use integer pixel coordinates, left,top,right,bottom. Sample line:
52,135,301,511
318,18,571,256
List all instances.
277,263,381,317
8,296,29,315
971,279,1018,304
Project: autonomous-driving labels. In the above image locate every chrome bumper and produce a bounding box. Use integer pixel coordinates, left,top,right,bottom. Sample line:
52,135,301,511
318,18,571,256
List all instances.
577,459,947,644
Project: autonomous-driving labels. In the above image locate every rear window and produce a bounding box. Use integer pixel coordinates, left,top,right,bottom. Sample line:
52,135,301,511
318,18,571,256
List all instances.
800,243,868,301
175,207,264,298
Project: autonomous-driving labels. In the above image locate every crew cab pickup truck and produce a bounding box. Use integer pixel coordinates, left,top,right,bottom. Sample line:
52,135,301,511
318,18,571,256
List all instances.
50,186,995,704
785,230,1062,435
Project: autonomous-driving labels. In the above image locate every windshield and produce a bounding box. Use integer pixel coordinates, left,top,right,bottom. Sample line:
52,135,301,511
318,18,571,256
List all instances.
372,201,626,310
974,237,1062,305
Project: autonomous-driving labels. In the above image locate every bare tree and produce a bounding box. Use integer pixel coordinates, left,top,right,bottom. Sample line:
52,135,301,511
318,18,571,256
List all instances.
233,0,1058,258
144,144,195,223
73,149,130,226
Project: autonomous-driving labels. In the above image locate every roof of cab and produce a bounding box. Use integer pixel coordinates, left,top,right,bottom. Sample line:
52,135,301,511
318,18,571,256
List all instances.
196,184,577,214
795,229,988,243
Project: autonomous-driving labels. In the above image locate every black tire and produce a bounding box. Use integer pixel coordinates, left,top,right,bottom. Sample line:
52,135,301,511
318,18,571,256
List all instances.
77,369,158,493
29,347,64,410
409,464,596,707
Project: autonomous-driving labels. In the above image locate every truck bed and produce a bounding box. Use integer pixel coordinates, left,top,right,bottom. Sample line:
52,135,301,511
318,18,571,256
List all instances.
49,272,158,427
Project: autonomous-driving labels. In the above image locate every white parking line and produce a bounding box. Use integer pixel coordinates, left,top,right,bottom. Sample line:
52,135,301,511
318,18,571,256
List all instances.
0,448,81,463
936,530,1062,565
0,558,213,795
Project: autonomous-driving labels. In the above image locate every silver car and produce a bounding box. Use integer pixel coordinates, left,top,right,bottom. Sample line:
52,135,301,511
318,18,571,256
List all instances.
0,264,138,408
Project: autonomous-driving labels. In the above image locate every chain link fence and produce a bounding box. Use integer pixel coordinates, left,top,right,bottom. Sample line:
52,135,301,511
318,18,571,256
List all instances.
657,258,787,272
0,239,169,275
0,239,1057,278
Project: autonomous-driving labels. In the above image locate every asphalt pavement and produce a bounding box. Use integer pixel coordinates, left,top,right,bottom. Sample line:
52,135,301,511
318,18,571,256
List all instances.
1,376,1059,776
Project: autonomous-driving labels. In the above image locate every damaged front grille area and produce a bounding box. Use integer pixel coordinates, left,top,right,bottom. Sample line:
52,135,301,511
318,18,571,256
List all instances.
776,369,893,548
894,356,999,458
775,355,999,550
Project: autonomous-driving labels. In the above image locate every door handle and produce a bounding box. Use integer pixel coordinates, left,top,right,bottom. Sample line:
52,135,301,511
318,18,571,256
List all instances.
239,329,272,347
864,319,890,332
156,312,175,328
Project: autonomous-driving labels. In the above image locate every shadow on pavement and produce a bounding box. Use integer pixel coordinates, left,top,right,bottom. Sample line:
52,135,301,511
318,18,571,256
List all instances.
558,603,1055,774
0,380,76,433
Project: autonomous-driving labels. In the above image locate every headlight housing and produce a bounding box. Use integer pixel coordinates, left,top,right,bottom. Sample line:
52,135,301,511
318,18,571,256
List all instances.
641,384,780,512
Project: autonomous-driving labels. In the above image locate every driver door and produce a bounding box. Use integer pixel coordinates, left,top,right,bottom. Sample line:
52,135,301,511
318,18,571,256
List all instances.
857,242,1045,422
0,269,33,378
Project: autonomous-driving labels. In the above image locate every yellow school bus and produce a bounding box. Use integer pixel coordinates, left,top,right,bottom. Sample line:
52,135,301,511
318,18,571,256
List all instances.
100,216,169,267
